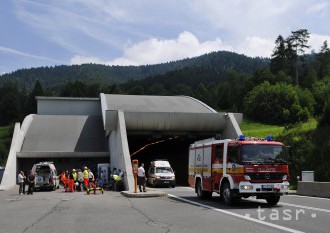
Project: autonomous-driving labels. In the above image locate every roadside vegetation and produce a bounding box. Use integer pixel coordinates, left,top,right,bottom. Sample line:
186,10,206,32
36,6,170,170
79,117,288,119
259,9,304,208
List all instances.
0,125,13,166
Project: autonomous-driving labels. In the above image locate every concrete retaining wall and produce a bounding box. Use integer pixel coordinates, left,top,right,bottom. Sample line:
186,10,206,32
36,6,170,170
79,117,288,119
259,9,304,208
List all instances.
297,181,330,198
109,110,134,191
0,115,35,190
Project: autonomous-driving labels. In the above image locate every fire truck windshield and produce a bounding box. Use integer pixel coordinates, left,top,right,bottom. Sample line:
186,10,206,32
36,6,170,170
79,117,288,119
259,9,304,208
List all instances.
241,144,287,164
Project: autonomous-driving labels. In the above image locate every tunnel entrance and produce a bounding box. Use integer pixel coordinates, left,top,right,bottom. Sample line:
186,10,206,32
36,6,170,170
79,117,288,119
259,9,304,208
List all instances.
127,134,207,186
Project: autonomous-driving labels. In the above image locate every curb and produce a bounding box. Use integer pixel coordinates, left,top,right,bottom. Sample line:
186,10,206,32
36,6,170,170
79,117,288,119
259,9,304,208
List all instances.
288,190,297,195
121,189,167,198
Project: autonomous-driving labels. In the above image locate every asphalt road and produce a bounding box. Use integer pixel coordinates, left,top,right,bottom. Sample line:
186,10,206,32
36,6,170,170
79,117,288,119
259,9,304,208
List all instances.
0,186,329,233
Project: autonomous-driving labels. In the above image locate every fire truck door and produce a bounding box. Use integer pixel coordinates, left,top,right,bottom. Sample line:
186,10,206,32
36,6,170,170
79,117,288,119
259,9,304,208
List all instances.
203,146,212,177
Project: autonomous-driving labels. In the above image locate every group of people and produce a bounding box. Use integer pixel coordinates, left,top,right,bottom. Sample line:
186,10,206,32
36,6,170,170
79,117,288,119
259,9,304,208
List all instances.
18,165,130,194
109,168,125,191
59,166,126,192
17,170,36,195
59,167,95,192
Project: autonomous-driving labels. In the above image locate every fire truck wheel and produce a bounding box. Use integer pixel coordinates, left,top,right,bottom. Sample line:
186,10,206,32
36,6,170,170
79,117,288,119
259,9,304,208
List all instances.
221,182,233,205
196,179,212,199
266,196,280,206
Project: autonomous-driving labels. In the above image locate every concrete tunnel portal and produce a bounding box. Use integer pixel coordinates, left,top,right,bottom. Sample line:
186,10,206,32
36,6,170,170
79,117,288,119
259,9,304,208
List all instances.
0,94,243,191
103,94,243,191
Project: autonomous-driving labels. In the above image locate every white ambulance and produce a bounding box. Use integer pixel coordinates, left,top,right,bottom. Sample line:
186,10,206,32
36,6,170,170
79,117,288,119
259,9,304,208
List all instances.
32,161,59,191
147,160,176,188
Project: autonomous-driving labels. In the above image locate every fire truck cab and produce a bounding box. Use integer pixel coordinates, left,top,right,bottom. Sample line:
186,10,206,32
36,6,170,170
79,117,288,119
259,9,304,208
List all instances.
188,135,290,205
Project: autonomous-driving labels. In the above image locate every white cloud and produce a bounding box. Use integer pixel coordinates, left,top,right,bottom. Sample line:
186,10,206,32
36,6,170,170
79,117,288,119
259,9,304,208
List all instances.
307,2,329,15
70,31,276,66
0,46,63,63
309,34,330,52
235,37,275,57
71,31,230,66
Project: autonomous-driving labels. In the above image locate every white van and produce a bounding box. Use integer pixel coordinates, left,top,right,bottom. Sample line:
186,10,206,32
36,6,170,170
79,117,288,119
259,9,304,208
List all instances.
32,161,59,191
147,160,175,188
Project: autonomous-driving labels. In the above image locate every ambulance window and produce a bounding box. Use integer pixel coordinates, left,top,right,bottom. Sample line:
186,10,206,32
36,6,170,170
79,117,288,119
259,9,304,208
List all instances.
215,145,223,161
228,145,239,163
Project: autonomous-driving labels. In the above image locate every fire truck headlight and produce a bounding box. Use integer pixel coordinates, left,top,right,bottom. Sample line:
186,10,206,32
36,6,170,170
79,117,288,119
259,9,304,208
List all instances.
244,175,251,181
240,185,253,190
281,185,289,190
282,175,288,181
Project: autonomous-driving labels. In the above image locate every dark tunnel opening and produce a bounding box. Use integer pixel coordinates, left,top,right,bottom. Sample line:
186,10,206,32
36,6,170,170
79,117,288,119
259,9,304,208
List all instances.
127,134,206,186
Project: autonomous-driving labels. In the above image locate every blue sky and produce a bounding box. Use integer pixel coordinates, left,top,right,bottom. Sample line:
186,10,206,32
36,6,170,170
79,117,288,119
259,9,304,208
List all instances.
1,0,330,74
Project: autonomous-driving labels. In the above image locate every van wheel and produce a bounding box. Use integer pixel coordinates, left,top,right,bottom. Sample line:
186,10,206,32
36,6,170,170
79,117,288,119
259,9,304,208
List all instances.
196,179,212,199
171,185,175,188
221,182,233,205
266,196,280,206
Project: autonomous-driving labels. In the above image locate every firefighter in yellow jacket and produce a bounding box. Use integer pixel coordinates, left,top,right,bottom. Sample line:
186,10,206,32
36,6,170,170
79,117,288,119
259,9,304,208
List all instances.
83,167,89,190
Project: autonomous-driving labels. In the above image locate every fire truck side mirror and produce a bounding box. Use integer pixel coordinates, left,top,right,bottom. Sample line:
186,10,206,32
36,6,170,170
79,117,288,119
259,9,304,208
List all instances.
132,159,139,175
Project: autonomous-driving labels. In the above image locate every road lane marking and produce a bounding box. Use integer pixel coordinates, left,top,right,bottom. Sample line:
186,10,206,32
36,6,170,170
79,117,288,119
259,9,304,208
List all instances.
252,199,330,214
289,194,330,201
168,194,305,233
278,202,330,214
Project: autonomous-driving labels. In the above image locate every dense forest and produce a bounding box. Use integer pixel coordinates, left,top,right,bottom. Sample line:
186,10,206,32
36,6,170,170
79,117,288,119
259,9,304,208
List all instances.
0,51,268,91
0,29,329,183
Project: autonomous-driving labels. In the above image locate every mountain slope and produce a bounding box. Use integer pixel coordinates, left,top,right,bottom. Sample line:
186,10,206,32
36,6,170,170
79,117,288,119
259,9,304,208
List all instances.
0,51,269,91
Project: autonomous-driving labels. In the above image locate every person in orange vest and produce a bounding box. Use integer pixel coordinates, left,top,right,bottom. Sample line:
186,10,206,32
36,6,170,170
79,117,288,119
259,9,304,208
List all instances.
60,171,69,191
68,169,75,192
83,167,89,190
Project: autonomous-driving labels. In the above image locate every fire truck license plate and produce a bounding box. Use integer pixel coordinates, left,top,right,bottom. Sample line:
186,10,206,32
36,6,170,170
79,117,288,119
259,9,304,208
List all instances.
262,185,274,189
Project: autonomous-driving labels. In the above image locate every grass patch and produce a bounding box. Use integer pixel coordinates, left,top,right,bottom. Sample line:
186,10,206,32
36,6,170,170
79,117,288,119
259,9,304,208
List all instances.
0,126,12,138
241,118,317,138
241,119,284,138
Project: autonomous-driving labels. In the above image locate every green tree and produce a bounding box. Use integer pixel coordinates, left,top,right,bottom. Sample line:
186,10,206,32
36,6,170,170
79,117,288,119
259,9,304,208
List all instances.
128,85,144,95
195,83,215,108
0,81,22,126
24,80,44,115
270,35,287,74
287,29,310,86
146,83,166,95
171,84,193,96
312,76,330,115
318,97,330,127
317,40,330,79
244,82,311,124
60,80,88,97
219,71,248,112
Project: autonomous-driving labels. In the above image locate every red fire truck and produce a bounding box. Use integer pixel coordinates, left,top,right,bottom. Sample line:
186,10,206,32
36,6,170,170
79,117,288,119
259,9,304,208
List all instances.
188,135,290,205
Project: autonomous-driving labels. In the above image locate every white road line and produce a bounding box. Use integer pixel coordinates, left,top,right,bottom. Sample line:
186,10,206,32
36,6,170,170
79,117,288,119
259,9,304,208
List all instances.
168,194,305,233
289,194,330,201
278,202,330,213
252,199,330,214
180,187,194,190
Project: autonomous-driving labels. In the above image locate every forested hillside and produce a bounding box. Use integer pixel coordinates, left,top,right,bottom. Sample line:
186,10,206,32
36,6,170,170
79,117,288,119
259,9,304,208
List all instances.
0,51,268,91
